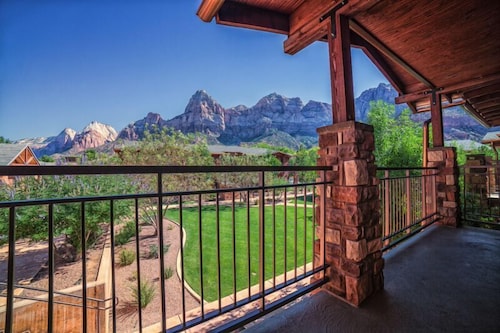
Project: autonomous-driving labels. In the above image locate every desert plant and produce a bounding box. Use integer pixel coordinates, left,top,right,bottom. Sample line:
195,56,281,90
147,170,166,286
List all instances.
130,280,155,309
164,266,174,280
119,249,136,266
144,243,170,259
115,221,137,246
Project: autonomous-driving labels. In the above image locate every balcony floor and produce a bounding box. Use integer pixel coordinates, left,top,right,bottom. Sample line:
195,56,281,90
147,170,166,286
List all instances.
243,224,500,332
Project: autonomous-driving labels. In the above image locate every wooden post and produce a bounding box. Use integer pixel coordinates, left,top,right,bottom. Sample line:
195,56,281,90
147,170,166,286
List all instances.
328,14,355,123
430,91,444,147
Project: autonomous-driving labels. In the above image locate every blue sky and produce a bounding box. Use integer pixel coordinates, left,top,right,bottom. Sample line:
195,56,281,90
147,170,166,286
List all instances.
0,0,387,141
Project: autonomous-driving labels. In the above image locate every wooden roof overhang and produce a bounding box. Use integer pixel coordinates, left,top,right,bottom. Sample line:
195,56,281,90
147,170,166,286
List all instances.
197,0,500,129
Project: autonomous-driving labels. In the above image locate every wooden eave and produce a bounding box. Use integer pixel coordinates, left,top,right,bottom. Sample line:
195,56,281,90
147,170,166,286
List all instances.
197,0,500,127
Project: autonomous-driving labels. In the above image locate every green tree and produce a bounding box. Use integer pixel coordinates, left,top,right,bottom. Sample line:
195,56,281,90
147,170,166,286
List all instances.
289,146,318,182
368,101,423,168
40,155,55,162
0,136,12,143
0,173,133,249
118,128,214,235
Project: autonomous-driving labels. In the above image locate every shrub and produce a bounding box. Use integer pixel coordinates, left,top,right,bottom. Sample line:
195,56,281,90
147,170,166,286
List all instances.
115,221,137,246
130,280,155,309
164,266,174,280
119,249,135,266
144,243,170,259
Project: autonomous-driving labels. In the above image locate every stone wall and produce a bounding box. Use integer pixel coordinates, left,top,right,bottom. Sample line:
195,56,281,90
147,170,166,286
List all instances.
315,121,383,306
427,147,460,227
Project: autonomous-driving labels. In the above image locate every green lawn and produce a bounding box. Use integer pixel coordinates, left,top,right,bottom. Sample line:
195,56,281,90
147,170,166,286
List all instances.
166,204,314,302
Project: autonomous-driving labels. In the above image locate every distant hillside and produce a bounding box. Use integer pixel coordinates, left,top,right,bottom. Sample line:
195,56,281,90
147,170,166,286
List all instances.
17,83,489,155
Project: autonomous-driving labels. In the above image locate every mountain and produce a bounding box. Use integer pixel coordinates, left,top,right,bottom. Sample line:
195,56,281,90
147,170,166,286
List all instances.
118,91,332,147
18,83,489,156
31,122,117,157
119,84,487,148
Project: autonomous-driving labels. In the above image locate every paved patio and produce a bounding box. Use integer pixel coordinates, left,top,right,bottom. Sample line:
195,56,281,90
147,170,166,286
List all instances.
243,224,500,332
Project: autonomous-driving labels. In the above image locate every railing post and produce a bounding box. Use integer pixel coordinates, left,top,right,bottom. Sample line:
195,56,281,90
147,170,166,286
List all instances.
384,170,390,246
406,170,411,234
259,171,265,309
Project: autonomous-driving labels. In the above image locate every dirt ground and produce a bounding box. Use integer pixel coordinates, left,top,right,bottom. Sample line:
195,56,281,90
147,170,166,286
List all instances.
0,220,200,332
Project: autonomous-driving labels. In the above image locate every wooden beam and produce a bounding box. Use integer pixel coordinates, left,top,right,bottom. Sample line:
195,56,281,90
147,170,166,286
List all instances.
430,93,444,147
396,73,500,104
197,0,225,22
329,14,355,123
217,1,289,35
463,102,490,128
469,94,500,106
463,82,500,99
284,17,329,54
350,32,405,93
415,100,465,113
473,99,500,109
477,106,500,115
349,19,434,89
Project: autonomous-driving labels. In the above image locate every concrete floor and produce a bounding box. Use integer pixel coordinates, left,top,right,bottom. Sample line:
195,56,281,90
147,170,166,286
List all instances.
243,224,500,333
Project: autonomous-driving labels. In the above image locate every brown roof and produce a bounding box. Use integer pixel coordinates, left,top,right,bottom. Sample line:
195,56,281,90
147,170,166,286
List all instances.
198,0,500,127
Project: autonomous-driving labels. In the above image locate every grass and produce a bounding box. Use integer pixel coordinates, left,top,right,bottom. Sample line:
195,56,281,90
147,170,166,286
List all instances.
166,203,314,302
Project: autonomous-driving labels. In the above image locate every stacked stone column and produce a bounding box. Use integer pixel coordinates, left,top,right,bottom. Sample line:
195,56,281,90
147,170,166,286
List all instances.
315,121,383,306
427,147,460,227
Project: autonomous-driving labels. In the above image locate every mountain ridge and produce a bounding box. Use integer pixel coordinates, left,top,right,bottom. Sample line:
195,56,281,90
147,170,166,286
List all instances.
15,83,489,156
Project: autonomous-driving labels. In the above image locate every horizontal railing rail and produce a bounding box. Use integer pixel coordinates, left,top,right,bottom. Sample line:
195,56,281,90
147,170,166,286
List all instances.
0,165,330,333
378,167,439,251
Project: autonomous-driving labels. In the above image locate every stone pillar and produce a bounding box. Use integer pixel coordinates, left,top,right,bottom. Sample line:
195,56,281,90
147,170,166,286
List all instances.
427,147,461,227
315,121,383,306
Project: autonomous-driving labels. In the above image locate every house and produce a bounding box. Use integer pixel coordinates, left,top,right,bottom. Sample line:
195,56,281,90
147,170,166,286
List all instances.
0,143,40,185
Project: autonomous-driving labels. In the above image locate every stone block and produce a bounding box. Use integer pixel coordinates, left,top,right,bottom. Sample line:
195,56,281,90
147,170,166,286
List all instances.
445,175,455,185
374,257,385,275
342,225,363,241
326,243,341,259
367,238,382,254
338,144,359,159
427,150,444,162
443,201,458,208
344,159,369,186
326,227,341,245
341,259,364,277
327,268,346,294
345,239,367,262
345,273,373,306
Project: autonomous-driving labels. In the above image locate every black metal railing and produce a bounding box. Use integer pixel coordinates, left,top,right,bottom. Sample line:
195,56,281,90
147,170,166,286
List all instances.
461,163,500,228
0,165,330,333
378,167,439,251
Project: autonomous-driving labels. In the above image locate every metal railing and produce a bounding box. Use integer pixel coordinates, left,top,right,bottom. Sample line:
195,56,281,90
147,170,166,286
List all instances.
462,163,500,228
0,165,330,333
378,167,439,251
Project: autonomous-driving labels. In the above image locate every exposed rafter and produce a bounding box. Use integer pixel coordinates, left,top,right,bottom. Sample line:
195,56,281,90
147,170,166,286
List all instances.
217,1,289,35
197,0,226,22
349,20,434,89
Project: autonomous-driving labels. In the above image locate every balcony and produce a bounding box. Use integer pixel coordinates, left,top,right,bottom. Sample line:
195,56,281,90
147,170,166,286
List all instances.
0,164,498,332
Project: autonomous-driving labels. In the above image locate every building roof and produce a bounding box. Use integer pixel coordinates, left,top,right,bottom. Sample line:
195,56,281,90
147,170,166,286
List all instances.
0,144,39,165
208,145,270,156
481,127,500,145
198,0,500,127
446,140,486,151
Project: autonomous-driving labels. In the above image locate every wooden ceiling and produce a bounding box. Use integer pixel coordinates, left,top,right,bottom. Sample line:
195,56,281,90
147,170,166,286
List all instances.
197,0,500,127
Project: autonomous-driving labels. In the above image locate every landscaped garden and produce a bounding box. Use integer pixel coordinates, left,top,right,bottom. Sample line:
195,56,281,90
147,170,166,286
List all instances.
166,202,315,302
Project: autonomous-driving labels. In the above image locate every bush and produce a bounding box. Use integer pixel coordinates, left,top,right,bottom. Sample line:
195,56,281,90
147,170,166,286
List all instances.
130,280,155,309
164,266,174,280
115,221,137,246
119,249,135,266
144,243,170,259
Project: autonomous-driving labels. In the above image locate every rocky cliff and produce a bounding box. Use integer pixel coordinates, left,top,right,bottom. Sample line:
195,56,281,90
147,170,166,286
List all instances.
21,83,489,156
32,122,117,157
